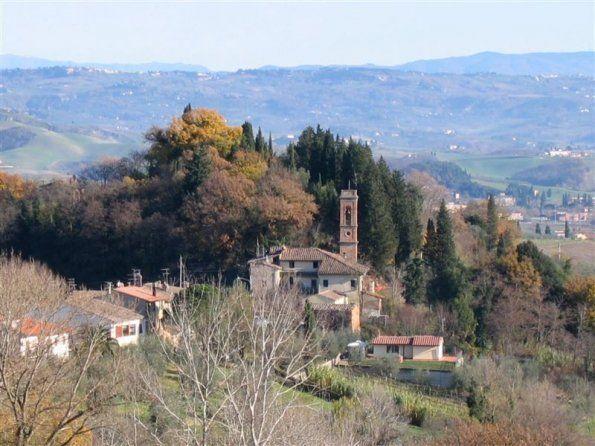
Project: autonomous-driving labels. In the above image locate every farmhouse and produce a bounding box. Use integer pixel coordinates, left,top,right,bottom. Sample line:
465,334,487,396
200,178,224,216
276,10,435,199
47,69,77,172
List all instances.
67,291,146,346
16,318,71,358
372,335,444,361
113,282,175,327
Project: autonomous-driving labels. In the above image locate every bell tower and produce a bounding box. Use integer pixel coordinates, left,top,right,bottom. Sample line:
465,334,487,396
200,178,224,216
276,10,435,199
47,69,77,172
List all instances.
339,189,358,262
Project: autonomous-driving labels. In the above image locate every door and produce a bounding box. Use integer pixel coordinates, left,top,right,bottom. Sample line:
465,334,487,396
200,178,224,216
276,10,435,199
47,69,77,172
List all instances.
404,345,413,359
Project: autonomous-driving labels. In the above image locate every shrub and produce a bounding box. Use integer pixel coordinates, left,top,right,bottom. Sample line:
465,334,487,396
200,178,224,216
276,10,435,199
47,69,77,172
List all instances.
303,366,355,401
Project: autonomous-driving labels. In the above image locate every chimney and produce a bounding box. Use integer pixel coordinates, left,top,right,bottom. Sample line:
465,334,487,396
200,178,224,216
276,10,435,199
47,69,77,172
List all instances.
152,283,157,297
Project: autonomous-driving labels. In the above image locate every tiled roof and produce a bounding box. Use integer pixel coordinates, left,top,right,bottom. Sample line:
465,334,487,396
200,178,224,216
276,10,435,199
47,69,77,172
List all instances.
372,335,443,347
69,292,144,323
115,285,174,303
19,318,70,337
278,247,368,276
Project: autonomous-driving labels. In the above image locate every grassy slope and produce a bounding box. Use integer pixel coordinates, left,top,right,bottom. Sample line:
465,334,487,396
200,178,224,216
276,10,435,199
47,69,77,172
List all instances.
530,238,595,276
438,152,594,199
0,121,134,174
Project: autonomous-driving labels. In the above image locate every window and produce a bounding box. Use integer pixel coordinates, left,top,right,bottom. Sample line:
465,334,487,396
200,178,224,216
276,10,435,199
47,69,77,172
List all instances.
313,261,319,269
323,279,329,287
289,261,295,268
117,324,137,337
139,322,143,334
350,279,357,289
289,277,294,286
311,279,317,290
345,206,352,226
387,345,399,354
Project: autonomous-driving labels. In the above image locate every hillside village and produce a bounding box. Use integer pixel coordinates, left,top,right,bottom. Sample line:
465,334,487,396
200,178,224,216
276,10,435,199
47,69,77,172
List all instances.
0,107,593,445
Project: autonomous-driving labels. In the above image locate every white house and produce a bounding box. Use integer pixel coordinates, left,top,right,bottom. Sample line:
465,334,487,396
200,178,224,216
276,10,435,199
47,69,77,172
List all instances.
17,318,71,358
113,283,175,327
68,292,146,346
372,335,444,361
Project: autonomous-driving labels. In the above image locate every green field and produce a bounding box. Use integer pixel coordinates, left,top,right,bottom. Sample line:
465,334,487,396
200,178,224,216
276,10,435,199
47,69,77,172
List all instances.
0,121,135,175
438,152,594,199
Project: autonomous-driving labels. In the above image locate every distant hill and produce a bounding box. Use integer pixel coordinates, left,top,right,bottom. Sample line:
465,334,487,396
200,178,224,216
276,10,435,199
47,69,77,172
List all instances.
0,61,594,174
3,51,594,76
0,54,210,73
0,118,136,175
395,51,595,76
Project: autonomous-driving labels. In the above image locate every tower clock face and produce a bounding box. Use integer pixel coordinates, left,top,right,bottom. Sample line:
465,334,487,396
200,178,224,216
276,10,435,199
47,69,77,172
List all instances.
344,230,352,238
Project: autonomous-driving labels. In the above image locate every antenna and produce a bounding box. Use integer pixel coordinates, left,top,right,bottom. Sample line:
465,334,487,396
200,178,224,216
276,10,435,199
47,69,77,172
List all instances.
161,268,170,285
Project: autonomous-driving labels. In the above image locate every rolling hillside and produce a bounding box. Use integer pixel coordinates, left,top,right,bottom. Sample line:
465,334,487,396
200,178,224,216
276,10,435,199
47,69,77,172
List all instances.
0,120,136,175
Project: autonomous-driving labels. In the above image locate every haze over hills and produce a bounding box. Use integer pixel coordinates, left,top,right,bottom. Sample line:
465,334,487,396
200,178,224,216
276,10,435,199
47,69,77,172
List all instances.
2,51,594,76
0,51,593,175
0,54,210,73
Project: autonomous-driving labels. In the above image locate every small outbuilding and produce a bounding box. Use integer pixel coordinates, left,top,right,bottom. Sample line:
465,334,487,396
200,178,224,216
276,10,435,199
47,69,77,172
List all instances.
372,335,443,360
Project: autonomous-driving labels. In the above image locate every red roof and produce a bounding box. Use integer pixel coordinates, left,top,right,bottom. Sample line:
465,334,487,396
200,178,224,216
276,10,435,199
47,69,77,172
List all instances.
19,318,70,337
372,335,443,347
115,285,173,303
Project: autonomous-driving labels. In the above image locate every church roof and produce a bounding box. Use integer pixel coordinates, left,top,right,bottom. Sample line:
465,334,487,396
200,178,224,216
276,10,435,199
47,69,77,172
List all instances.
277,247,368,276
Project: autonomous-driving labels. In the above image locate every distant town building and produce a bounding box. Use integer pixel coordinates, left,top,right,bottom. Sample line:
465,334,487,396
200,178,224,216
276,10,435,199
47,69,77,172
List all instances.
507,212,524,221
445,202,467,212
495,193,515,207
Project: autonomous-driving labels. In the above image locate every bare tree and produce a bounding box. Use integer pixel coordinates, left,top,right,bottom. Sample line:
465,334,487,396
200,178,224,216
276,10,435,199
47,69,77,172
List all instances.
133,285,318,446
0,255,120,446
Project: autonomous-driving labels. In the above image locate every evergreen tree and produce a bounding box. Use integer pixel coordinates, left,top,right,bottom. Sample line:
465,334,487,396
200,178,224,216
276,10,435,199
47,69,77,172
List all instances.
486,194,498,251
547,188,552,198
545,225,551,235
453,290,477,348
184,147,211,192
183,103,192,114
240,122,255,151
423,219,437,266
496,229,513,257
564,220,571,238
403,257,427,305
359,165,397,271
535,223,541,234
539,191,546,213
434,200,457,266
255,127,267,154
268,132,273,158
427,201,465,303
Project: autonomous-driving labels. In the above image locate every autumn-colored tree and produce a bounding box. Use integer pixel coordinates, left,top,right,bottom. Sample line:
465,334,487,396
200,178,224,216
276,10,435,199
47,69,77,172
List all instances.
0,171,34,199
564,275,595,332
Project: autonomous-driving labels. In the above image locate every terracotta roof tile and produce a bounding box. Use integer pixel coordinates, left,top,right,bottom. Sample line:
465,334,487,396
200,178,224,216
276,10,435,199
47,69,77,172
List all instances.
278,247,368,276
372,335,443,347
115,285,174,303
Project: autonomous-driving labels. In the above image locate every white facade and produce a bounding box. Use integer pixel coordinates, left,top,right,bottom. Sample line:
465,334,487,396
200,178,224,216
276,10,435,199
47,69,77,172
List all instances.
373,343,443,360
110,319,145,346
20,333,70,358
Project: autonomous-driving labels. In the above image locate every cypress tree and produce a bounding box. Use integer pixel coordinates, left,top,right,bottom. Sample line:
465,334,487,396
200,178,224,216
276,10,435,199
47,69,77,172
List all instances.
453,290,477,348
545,225,551,235
535,223,541,234
435,200,457,266
403,257,427,305
360,165,397,271
183,103,192,114
255,127,267,154
427,201,464,303
423,218,437,266
486,194,498,251
268,132,273,158
564,220,571,238
240,122,255,151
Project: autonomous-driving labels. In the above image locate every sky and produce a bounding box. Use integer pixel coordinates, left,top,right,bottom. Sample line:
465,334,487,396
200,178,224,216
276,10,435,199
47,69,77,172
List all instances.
1,1,593,71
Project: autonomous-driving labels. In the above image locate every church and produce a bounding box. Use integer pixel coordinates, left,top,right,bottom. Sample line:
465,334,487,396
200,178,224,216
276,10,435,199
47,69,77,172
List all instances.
248,189,382,317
